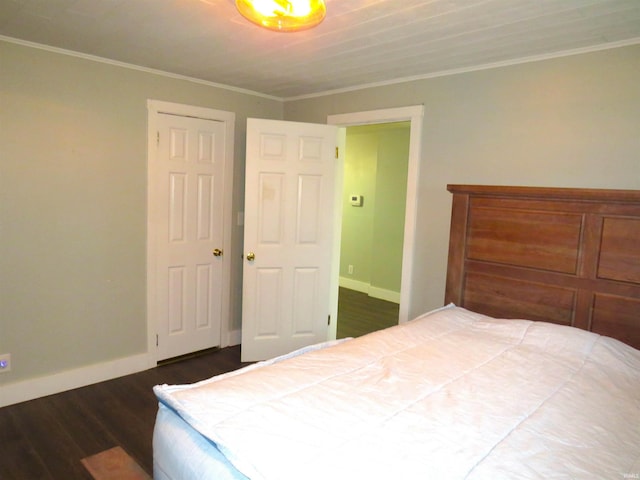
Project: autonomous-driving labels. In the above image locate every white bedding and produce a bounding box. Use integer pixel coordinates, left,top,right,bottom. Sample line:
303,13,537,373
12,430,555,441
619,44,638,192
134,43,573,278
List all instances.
154,305,640,479
153,402,248,480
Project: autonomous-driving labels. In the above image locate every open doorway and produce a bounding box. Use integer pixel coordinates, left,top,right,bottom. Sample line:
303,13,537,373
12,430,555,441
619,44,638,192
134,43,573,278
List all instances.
336,122,410,338
327,105,424,341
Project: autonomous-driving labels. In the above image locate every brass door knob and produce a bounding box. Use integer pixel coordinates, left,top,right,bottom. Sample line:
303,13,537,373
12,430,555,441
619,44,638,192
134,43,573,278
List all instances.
246,252,255,261
213,248,223,257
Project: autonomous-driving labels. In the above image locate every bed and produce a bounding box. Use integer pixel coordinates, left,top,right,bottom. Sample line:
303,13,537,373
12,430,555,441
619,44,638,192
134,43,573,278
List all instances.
153,185,640,480
445,184,640,350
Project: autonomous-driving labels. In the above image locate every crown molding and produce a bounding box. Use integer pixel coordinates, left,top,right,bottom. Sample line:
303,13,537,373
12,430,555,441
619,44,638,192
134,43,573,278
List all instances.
284,38,640,101
0,35,282,102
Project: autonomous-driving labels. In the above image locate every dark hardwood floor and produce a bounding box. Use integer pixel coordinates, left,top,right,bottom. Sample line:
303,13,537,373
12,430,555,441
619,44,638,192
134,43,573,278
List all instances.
0,346,248,480
0,289,397,479
337,287,399,338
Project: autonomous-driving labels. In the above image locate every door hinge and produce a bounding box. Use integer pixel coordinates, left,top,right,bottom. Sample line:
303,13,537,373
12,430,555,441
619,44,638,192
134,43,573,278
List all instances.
156,334,159,347
328,314,331,326
156,131,160,146
335,147,339,159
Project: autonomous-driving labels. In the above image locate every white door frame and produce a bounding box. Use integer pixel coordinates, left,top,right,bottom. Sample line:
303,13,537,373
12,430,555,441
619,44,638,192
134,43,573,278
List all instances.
146,99,235,366
328,105,424,336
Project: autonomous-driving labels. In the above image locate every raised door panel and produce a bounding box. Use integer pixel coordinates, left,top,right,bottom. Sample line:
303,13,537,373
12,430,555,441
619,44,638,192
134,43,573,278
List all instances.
196,175,215,240
169,173,187,242
292,268,319,336
258,173,285,244
195,264,213,329
254,268,282,338
167,267,186,334
296,175,322,244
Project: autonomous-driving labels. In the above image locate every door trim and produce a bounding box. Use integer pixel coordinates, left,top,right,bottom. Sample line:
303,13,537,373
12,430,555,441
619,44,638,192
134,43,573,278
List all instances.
328,105,424,331
146,100,235,366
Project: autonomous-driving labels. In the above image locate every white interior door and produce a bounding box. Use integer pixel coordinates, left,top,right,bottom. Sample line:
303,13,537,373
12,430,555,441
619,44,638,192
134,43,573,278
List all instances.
242,118,339,362
153,113,225,361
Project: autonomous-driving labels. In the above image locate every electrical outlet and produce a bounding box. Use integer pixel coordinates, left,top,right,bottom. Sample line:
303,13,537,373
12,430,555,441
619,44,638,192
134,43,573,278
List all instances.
348,265,354,275
0,353,10,373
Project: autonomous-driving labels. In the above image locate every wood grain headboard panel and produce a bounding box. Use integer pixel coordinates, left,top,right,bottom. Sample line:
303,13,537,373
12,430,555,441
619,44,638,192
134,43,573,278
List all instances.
445,185,640,349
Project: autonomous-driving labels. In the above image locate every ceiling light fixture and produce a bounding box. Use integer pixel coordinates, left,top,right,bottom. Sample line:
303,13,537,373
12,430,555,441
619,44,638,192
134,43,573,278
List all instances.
236,0,326,32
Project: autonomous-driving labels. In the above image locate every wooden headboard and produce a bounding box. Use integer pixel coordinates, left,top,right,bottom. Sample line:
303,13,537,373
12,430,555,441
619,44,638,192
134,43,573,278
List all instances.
445,185,640,350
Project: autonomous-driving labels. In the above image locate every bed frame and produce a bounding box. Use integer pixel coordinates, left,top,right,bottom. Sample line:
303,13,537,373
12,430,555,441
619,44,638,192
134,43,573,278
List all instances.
445,185,640,349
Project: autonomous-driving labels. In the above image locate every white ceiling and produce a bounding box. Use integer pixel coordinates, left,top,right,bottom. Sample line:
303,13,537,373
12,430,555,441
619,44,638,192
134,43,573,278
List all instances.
1,0,639,99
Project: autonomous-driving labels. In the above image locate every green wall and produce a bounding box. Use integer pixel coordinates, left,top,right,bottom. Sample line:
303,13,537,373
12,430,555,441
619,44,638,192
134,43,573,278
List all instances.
340,123,409,301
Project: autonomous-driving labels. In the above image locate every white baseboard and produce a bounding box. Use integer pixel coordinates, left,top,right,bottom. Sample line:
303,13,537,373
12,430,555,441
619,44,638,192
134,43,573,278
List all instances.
0,352,151,408
339,277,400,304
369,286,401,304
339,277,370,293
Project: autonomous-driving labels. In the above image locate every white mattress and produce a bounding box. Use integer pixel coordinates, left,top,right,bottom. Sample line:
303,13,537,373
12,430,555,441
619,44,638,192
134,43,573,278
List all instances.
153,402,247,480
154,305,640,480
153,339,348,480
